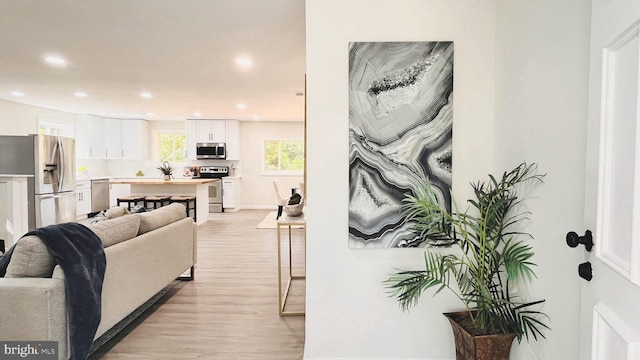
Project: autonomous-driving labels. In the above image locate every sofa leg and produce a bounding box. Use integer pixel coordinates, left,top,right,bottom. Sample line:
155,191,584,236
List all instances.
178,266,194,281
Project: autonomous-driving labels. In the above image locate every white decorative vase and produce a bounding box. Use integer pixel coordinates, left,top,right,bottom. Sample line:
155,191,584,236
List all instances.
285,201,304,217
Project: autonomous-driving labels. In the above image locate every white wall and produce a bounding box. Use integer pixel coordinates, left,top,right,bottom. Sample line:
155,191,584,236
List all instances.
493,1,591,359
238,120,304,208
0,98,75,135
306,0,592,359
305,1,497,359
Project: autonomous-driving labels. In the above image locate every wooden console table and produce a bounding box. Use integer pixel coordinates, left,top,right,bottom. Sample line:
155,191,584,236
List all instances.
276,215,306,316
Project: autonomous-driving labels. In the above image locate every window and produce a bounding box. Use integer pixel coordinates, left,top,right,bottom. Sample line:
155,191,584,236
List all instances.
158,132,186,163
263,140,304,175
38,118,74,137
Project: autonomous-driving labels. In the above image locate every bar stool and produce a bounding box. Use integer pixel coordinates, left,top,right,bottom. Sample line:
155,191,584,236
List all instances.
116,195,145,211
144,195,171,210
170,196,197,221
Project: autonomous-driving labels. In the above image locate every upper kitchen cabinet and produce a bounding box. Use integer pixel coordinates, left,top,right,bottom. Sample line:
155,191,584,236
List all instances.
186,119,239,161
225,120,239,160
103,118,122,159
76,114,105,159
76,115,149,160
196,120,226,143
121,120,149,159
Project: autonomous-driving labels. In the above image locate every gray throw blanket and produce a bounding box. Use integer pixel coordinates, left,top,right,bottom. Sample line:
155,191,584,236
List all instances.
0,223,106,360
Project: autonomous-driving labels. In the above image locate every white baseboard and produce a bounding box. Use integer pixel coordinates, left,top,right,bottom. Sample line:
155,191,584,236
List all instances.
237,205,277,210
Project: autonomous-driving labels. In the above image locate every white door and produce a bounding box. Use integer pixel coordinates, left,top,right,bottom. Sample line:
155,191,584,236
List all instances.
580,1,640,358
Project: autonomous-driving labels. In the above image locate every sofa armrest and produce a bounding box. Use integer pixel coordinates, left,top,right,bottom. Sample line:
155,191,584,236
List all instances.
193,221,198,266
0,277,68,359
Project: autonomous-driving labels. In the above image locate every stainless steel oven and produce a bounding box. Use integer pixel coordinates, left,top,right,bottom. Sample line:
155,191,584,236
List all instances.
198,166,228,213
208,180,223,213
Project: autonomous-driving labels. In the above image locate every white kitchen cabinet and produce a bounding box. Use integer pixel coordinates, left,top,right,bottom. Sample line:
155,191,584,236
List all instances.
222,177,237,209
76,116,149,160
103,118,122,159
122,120,149,159
196,120,226,143
76,180,92,217
109,183,131,207
225,120,239,160
75,114,105,159
186,120,198,161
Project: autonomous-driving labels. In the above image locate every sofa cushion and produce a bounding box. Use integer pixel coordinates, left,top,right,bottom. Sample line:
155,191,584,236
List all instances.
4,235,56,278
88,214,141,248
135,203,187,235
5,214,141,277
105,206,130,219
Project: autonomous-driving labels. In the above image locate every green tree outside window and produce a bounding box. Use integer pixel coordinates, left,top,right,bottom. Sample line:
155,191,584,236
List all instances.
159,133,186,163
264,140,304,173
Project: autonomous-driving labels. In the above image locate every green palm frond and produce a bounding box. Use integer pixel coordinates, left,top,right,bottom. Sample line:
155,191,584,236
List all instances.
502,238,537,283
384,252,462,311
384,162,549,342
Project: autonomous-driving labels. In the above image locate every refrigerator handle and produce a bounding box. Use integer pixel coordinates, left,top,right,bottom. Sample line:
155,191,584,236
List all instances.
43,138,60,186
58,138,65,190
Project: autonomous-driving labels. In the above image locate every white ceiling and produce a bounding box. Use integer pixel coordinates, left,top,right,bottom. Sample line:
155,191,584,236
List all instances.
0,0,306,122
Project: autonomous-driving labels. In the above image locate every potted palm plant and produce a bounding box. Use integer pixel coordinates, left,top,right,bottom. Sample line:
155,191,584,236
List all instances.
384,162,549,360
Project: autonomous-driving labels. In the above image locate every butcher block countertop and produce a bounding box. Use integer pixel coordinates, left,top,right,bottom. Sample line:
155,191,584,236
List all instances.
109,178,219,185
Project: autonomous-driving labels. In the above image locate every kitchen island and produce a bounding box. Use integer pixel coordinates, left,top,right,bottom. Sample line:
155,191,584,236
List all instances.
109,178,219,225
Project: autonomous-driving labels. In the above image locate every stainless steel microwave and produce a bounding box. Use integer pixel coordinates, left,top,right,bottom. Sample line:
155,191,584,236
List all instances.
196,142,226,159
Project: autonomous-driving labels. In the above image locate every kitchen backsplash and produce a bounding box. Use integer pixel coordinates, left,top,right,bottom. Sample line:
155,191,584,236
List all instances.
76,159,170,178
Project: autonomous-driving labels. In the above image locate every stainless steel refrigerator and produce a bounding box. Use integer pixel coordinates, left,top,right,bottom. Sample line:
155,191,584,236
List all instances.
0,134,76,230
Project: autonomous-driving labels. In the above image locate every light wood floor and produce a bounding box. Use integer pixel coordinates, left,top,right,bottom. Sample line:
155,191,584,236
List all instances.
89,209,306,359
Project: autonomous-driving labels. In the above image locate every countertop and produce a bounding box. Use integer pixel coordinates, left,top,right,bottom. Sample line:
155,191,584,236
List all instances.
0,174,33,180
109,178,219,185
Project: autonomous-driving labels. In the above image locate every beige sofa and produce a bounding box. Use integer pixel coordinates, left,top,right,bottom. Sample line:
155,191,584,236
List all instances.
0,203,197,360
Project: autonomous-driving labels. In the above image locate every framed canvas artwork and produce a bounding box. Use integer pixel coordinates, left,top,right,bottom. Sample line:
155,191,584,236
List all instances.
348,41,453,248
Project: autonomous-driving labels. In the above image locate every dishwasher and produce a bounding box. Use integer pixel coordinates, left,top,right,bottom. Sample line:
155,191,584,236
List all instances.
91,179,110,213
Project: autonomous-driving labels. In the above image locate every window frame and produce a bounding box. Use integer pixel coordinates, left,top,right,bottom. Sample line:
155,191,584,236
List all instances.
261,138,305,176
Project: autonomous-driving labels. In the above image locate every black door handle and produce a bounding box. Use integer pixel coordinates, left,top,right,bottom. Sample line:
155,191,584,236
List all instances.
579,262,593,281
566,230,594,252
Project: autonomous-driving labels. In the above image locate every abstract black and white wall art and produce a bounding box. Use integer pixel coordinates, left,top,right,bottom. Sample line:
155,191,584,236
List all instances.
348,41,453,248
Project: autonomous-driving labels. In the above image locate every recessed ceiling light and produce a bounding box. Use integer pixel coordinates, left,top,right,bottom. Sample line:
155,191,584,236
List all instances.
236,103,246,110
44,55,67,66
140,92,153,99
193,112,202,117
74,91,88,98
11,91,25,97
235,56,253,69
